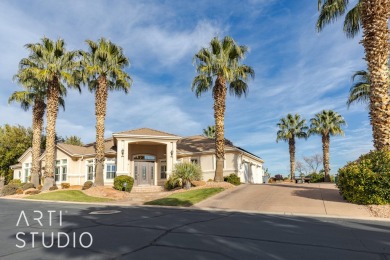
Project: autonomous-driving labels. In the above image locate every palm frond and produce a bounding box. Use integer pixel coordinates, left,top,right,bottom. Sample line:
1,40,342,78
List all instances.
343,1,361,38
309,110,346,136
82,38,132,92
192,36,254,98
192,75,212,98
347,70,370,108
276,113,308,142
316,0,349,32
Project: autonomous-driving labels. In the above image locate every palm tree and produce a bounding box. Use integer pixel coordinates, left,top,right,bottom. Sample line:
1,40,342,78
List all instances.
192,36,255,182
317,0,362,38
360,0,390,150
276,114,308,181
309,110,346,182
203,125,216,138
8,87,45,188
21,37,81,190
10,63,66,188
317,0,390,150
80,38,132,186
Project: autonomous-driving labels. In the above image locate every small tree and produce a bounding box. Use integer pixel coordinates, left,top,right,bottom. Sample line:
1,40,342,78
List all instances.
0,125,33,184
172,162,202,189
203,125,216,138
303,154,323,174
295,161,308,176
64,136,83,146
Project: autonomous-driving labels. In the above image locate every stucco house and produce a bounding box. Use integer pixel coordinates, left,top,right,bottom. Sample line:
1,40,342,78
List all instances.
10,128,265,186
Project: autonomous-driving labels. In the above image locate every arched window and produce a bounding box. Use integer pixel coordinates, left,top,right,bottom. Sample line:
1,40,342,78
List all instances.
133,155,156,161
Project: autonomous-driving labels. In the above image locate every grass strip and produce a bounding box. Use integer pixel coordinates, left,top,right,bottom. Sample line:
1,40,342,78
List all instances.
145,187,224,207
25,190,112,202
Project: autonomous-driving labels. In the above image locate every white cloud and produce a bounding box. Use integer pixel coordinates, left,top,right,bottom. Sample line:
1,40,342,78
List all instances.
127,20,223,68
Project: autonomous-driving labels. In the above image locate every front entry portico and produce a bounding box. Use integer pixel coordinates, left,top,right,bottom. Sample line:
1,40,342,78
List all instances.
113,128,181,186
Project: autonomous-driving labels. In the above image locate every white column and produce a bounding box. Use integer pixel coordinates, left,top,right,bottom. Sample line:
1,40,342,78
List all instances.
116,140,129,176
166,143,173,178
124,141,129,176
172,141,177,170
154,161,157,185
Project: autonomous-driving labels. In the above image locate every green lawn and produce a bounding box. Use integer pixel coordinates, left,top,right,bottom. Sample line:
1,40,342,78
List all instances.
144,188,224,207
25,190,113,203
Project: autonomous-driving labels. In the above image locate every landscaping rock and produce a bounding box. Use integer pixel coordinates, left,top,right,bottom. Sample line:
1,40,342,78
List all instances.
25,189,41,195
41,177,55,191
191,181,206,187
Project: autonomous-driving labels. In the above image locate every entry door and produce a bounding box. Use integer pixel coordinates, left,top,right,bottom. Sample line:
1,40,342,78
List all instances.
134,161,154,185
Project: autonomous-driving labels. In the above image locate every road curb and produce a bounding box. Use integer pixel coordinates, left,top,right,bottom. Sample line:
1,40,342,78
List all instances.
191,206,390,222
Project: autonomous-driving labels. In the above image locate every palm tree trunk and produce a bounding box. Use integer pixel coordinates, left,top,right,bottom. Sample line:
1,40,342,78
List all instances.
42,79,59,191
94,75,108,186
289,137,295,181
361,0,390,150
322,134,331,182
30,98,45,188
213,76,227,182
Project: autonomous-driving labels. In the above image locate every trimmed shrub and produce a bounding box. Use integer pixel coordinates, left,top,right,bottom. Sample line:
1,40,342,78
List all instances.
268,177,276,183
21,183,35,190
306,172,324,183
8,179,22,186
37,185,43,191
16,188,24,194
113,175,134,192
61,183,70,189
0,184,19,196
82,181,93,190
25,190,41,195
224,173,241,186
338,149,390,205
305,172,335,183
49,186,58,191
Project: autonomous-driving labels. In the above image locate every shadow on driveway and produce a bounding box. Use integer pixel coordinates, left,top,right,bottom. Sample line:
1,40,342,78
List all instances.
268,183,346,203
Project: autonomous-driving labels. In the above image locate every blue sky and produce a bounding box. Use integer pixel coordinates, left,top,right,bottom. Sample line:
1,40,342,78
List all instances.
0,0,371,175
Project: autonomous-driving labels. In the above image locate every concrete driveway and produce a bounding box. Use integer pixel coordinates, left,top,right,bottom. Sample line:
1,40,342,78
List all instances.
195,183,373,219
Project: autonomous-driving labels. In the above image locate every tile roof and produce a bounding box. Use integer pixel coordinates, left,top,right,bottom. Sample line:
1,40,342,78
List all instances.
177,135,235,154
57,138,116,156
39,129,262,162
177,135,263,162
114,128,180,137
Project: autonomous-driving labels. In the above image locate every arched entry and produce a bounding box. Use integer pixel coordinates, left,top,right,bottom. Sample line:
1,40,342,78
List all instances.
133,155,155,186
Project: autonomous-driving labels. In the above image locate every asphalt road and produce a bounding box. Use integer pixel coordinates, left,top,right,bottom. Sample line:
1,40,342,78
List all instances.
0,199,389,260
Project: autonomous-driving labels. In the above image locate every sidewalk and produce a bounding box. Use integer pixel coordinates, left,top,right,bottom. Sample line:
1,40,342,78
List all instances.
194,183,375,219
